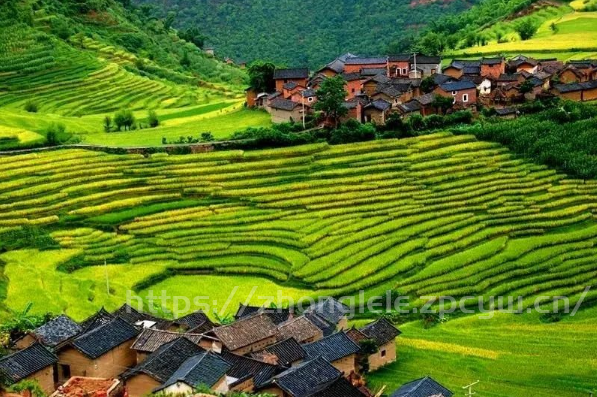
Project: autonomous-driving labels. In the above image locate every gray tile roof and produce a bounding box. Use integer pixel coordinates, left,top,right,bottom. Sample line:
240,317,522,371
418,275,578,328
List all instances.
30,315,82,348
79,307,114,332
308,376,366,397
270,98,302,111
278,316,323,343
439,81,477,92
365,99,392,112
0,343,58,384
554,80,597,93
123,337,205,382
412,55,441,65
497,73,521,82
391,376,453,397
345,57,388,65
212,314,278,351
221,351,282,389
360,68,388,77
235,304,292,325
389,54,412,62
131,328,203,353
274,68,310,80
305,298,349,326
172,310,215,333
71,317,139,359
303,332,360,363
303,312,336,337
272,357,342,397
114,304,171,329
359,318,401,346
157,352,231,391
251,338,306,367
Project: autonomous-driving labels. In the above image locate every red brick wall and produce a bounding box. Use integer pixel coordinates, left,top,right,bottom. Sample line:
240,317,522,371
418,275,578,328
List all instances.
434,87,477,107
345,79,363,99
275,78,308,93
481,62,505,80
344,63,386,74
388,61,410,77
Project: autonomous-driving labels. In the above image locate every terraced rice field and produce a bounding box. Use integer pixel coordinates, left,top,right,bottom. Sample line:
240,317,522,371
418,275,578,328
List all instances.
1,132,597,320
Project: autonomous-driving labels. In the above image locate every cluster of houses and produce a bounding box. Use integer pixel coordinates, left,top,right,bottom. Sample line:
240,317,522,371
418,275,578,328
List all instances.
246,54,597,125
0,299,454,397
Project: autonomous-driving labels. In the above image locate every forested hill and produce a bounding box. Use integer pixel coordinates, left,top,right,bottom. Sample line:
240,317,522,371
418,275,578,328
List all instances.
134,0,478,68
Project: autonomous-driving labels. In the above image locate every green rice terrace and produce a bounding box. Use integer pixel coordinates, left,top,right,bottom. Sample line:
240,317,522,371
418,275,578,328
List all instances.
2,132,597,395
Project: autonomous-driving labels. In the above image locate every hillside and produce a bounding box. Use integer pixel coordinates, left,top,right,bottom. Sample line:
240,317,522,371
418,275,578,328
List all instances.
133,0,479,68
0,0,270,149
1,133,597,394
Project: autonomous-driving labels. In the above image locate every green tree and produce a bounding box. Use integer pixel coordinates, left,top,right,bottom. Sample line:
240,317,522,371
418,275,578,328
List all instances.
180,51,191,67
114,109,136,131
516,19,538,41
519,80,534,94
431,95,454,115
104,116,112,132
417,32,444,56
148,110,159,128
420,76,436,93
248,61,277,93
180,27,207,49
315,75,347,128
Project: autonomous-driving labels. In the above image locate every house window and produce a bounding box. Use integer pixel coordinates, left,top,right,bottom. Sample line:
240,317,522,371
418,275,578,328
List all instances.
61,364,71,379
308,97,314,102
452,91,457,96
402,68,407,75
462,94,469,103
381,349,387,357
352,88,356,93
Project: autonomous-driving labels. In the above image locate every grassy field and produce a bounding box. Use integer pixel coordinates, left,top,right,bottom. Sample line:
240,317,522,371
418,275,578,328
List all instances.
2,134,597,395
450,7,597,59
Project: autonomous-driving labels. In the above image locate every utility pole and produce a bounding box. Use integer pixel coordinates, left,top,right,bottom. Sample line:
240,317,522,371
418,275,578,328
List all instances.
413,52,418,79
302,91,306,129
463,380,480,397
104,258,110,295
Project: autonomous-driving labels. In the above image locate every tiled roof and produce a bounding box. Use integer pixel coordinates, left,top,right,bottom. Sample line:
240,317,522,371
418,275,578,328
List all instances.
235,304,292,325
439,81,476,92
305,298,349,325
303,332,360,363
481,57,503,65
0,343,58,384
157,352,231,391
302,89,317,98
359,318,401,346
79,308,114,332
251,338,306,367
345,327,368,344
495,107,518,116
284,81,299,91
274,68,310,80
345,57,387,65
555,80,597,93
123,337,205,382
272,357,342,397
270,98,302,111
212,314,278,351
432,74,454,85
221,351,282,389
342,73,364,82
413,56,441,65
114,304,171,329
360,68,388,77
375,83,410,98
303,312,336,337
390,376,453,397
172,310,215,333
132,328,203,353
30,315,82,348
398,101,422,114
463,66,481,75
309,376,366,397
388,54,412,62
278,316,323,343
497,73,521,82
365,99,392,112
413,93,436,106
71,317,139,359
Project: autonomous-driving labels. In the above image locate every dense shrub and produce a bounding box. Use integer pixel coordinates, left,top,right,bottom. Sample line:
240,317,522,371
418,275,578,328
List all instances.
24,100,38,113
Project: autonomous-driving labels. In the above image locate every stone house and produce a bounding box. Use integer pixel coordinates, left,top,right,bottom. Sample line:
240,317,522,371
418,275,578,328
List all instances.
123,337,205,397
273,68,310,93
56,317,139,383
302,332,361,375
0,343,58,396
210,314,279,355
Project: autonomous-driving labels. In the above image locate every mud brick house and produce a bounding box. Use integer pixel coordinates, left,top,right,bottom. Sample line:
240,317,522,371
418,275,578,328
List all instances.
273,68,309,93
356,318,401,371
341,73,366,98
509,55,538,74
235,304,293,325
131,329,205,363
567,60,597,81
362,74,391,97
344,57,388,74
268,98,306,124
553,80,597,101
291,89,317,106
538,59,565,76
259,356,365,397
306,298,350,330
210,314,279,355
123,337,205,397
303,311,337,336
397,100,421,118
302,332,361,375
412,93,438,116
14,315,82,350
371,82,414,107
278,316,324,344
154,352,231,395
442,60,482,80
251,338,306,367
317,53,358,77
56,317,139,383
435,81,477,107
388,54,412,78
390,376,453,397
0,343,58,396
364,99,392,124
342,98,366,123
558,66,588,84
481,57,506,79
169,310,216,334
496,73,524,87
220,351,283,393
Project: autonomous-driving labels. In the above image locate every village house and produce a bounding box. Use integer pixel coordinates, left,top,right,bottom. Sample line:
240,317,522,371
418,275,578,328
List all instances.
567,60,597,80
371,82,414,107
259,356,364,397
55,317,139,383
273,68,310,93
235,304,293,325
251,338,306,367
442,60,481,80
434,81,477,107
0,343,58,396
412,93,438,116
355,318,401,371
302,332,361,375
14,315,82,350
397,100,421,118
210,314,279,355
552,80,597,102
78,308,114,332
362,74,391,97
410,55,441,78
342,98,366,123
123,337,205,397
390,376,453,397
317,53,358,77
509,55,538,74
169,310,216,334
557,65,588,84
277,316,324,344
496,73,524,87
364,99,392,124
153,352,231,395
268,98,307,124
220,351,283,393
130,328,206,363
306,298,350,330
480,57,506,80
388,54,412,78
344,57,388,74
291,89,317,106
343,73,366,99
